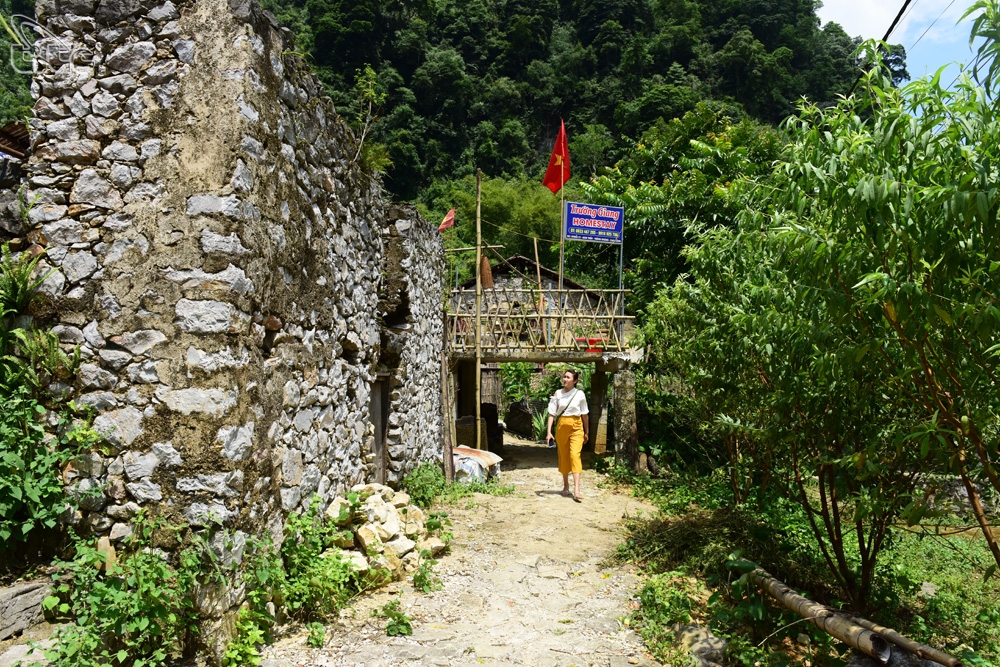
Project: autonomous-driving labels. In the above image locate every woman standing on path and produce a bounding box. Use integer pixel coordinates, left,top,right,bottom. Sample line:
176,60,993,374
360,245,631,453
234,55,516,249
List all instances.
546,370,589,501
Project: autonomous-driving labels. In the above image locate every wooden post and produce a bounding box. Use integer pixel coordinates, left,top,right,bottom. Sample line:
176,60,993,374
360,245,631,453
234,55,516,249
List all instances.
441,351,454,484
613,368,638,472
474,168,483,450
449,368,459,479
590,363,608,454
534,237,546,346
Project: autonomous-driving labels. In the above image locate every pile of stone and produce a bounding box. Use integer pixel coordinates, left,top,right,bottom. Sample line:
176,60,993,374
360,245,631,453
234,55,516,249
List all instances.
322,482,446,583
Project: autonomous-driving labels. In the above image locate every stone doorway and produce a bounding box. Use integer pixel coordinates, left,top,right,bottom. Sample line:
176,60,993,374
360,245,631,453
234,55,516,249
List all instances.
369,375,390,484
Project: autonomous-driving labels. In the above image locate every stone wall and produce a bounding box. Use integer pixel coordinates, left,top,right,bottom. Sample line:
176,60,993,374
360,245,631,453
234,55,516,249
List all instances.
378,204,445,485
7,0,443,579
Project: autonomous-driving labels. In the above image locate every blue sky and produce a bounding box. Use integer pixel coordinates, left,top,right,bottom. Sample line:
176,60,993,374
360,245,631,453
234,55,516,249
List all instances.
816,0,977,83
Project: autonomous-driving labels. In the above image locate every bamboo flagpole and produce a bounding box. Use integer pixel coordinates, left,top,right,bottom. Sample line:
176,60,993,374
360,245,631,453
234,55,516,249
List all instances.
559,157,565,291
542,120,570,291
474,168,483,451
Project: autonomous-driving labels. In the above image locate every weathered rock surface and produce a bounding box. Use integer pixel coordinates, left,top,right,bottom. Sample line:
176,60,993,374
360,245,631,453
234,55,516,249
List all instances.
0,581,50,641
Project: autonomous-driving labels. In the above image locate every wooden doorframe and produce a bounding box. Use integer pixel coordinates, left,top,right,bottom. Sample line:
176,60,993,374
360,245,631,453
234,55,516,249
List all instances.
370,373,391,484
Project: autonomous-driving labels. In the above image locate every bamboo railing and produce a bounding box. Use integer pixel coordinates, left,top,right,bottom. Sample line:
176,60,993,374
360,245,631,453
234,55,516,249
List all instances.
447,287,634,354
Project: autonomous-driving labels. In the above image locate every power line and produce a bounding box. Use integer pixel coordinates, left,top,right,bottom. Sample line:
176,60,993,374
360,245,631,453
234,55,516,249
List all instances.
481,218,560,245
848,0,915,96
883,0,917,42
899,0,922,30
908,0,960,54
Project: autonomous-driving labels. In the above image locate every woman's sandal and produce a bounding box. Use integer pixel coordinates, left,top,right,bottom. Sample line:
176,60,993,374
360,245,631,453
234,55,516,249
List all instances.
573,494,583,503
560,489,573,497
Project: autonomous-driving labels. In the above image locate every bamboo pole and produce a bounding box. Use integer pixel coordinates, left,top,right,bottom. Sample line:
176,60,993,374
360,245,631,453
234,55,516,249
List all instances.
749,568,890,662
440,351,454,484
474,169,483,451
850,617,964,667
750,568,963,667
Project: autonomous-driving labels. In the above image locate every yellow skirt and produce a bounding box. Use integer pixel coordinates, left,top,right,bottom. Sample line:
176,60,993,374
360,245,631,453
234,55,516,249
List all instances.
556,415,584,474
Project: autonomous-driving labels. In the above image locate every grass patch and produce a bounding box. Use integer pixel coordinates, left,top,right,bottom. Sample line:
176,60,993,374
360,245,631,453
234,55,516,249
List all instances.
606,464,1000,667
402,461,516,508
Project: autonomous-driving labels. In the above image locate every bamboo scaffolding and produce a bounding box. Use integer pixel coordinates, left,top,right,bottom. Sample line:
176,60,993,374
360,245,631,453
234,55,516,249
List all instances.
448,287,634,353
750,568,963,667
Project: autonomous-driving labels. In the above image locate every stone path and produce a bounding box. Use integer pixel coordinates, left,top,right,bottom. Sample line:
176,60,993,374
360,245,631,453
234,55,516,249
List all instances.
261,437,661,667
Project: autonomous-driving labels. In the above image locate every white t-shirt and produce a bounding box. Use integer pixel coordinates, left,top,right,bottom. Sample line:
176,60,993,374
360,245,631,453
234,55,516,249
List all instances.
548,388,589,417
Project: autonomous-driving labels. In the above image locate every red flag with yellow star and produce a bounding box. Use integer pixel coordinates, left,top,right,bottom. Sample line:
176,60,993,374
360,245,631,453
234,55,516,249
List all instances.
542,120,570,194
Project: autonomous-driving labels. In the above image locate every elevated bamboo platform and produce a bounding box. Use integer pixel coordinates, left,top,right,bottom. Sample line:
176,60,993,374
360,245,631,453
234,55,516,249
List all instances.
447,287,635,364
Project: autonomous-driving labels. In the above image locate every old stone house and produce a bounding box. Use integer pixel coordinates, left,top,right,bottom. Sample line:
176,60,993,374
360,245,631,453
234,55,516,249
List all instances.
0,0,444,588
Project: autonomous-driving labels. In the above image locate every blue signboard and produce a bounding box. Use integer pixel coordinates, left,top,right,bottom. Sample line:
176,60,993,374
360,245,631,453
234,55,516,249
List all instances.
565,202,624,244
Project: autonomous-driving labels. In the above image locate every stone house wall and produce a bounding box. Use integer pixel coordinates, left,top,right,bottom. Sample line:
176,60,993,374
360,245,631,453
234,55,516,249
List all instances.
378,204,445,486
8,0,443,564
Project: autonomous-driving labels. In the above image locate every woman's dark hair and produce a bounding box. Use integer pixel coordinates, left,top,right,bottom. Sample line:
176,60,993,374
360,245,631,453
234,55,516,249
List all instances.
563,370,580,385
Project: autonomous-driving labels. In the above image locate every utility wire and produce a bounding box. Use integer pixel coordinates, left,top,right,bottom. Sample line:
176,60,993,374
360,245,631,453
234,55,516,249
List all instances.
481,218,560,245
848,0,915,96
899,0,921,28
908,0,960,54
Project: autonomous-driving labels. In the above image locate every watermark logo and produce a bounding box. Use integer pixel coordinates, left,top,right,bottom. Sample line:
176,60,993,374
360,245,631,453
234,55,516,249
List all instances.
2,14,93,74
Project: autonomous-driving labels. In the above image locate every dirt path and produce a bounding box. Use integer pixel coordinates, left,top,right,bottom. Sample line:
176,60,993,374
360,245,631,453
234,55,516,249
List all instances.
261,436,661,667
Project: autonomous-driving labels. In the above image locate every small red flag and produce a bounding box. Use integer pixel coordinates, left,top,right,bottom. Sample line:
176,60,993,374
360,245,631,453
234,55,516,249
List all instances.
542,120,571,194
438,207,456,232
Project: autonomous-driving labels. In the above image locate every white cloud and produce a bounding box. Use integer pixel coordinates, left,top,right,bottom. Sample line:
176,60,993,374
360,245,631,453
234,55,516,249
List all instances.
817,0,971,46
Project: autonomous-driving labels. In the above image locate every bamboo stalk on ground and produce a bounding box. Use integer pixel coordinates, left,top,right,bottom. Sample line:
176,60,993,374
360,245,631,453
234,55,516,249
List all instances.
751,568,890,662
849,617,964,667
749,568,964,667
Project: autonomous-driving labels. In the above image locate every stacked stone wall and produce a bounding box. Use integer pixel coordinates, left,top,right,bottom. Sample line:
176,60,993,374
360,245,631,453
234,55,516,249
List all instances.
6,0,443,578
378,204,445,485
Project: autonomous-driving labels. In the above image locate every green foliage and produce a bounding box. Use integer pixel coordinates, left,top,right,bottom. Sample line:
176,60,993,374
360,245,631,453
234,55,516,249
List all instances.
403,462,516,510
39,515,213,667
281,497,366,620
0,242,91,555
306,621,325,648
222,537,286,667
0,3,34,126
638,571,693,626
258,0,872,199
401,461,446,508
425,511,453,545
412,549,442,592
223,608,267,667
0,243,51,316
0,391,97,549
570,103,784,299
373,600,412,636
531,410,548,442
421,175,570,286
629,19,1000,611
498,362,533,408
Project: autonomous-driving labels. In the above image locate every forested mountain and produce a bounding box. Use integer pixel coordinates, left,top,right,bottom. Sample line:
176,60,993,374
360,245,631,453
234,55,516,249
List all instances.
261,0,904,199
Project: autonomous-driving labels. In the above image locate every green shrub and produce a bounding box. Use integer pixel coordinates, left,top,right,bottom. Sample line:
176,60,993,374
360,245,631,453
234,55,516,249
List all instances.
0,243,51,317
373,600,412,636
222,536,286,667
39,515,214,667
306,621,325,648
402,462,446,508
0,392,98,549
412,549,442,592
281,497,366,621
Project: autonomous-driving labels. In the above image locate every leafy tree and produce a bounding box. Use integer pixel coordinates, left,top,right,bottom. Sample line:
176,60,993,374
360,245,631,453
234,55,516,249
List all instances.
639,18,1000,610
570,102,782,302
243,0,879,198
0,2,35,126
